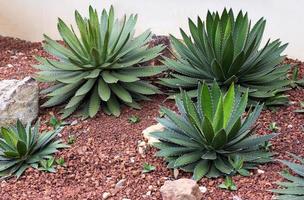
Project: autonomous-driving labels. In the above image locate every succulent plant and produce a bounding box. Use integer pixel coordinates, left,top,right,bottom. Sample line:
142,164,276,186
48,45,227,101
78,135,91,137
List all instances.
290,66,304,88
272,153,304,199
34,6,165,118
160,9,290,105
151,82,276,180
0,120,68,179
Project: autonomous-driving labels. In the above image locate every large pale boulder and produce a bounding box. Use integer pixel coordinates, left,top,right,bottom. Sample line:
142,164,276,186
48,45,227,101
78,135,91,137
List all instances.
0,76,39,126
160,178,203,200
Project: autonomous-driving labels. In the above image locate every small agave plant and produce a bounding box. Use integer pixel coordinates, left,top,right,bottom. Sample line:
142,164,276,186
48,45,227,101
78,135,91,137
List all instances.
34,6,165,118
0,120,68,179
160,8,290,105
151,82,276,180
272,153,304,199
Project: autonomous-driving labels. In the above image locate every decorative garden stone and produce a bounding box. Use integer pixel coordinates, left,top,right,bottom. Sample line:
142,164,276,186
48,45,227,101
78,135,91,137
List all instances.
0,76,39,126
160,178,203,200
142,123,165,145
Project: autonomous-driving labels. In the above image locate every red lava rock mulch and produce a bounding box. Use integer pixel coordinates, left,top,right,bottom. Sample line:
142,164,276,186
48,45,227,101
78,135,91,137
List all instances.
0,36,304,200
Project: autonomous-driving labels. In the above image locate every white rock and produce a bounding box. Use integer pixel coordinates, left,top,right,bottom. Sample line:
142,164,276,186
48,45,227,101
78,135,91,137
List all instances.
199,186,207,193
0,77,38,126
102,192,111,199
160,178,203,200
287,124,293,128
71,120,78,126
142,123,165,145
6,64,13,68
115,179,126,189
257,169,265,174
138,147,145,155
232,195,242,200
138,141,147,147
173,169,179,179
146,191,151,196
138,141,147,155
130,157,135,163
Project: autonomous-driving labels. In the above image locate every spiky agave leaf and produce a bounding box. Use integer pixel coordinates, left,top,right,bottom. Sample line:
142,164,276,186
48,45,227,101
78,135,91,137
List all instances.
34,6,165,118
150,81,276,180
272,153,304,199
0,120,68,179
160,8,290,106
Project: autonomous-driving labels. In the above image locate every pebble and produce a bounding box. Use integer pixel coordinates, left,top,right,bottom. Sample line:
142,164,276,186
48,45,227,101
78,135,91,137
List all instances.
71,120,78,126
232,196,242,200
102,192,111,199
287,124,293,128
138,141,147,147
6,64,13,68
199,186,207,193
173,169,179,179
145,191,151,196
257,169,265,174
138,147,145,155
115,179,126,189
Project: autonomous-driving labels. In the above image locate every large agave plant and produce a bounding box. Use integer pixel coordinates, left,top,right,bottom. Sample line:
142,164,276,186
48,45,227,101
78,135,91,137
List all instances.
160,9,290,105
151,82,276,180
272,153,304,199
34,6,165,118
0,120,68,179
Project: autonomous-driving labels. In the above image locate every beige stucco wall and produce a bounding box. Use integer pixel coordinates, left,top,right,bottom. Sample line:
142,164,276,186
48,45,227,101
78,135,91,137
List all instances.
0,0,303,59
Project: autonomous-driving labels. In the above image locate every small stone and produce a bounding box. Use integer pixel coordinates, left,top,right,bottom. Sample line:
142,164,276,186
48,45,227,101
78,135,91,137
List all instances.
173,169,179,179
102,192,111,199
257,169,265,174
287,124,293,128
138,147,144,155
130,157,135,163
232,195,242,200
6,64,13,68
199,186,207,193
71,120,78,126
115,179,126,189
138,141,147,155
142,123,165,145
138,141,147,147
160,178,203,200
146,191,151,196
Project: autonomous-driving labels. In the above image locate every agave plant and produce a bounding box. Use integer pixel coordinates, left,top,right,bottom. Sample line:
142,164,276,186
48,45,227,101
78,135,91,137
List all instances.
0,120,68,179
290,66,304,88
151,82,276,180
160,9,290,105
34,6,165,118
272,153,304,199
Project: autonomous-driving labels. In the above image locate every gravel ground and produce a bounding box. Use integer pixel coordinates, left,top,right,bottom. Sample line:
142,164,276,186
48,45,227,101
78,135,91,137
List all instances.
0,36,304,200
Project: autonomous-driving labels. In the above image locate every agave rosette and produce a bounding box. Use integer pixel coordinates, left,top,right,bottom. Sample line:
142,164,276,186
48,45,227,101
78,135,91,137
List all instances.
272,153,304,199
160,9,290,105
0,120,68,179
151,82,276,180
34,6,165,118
